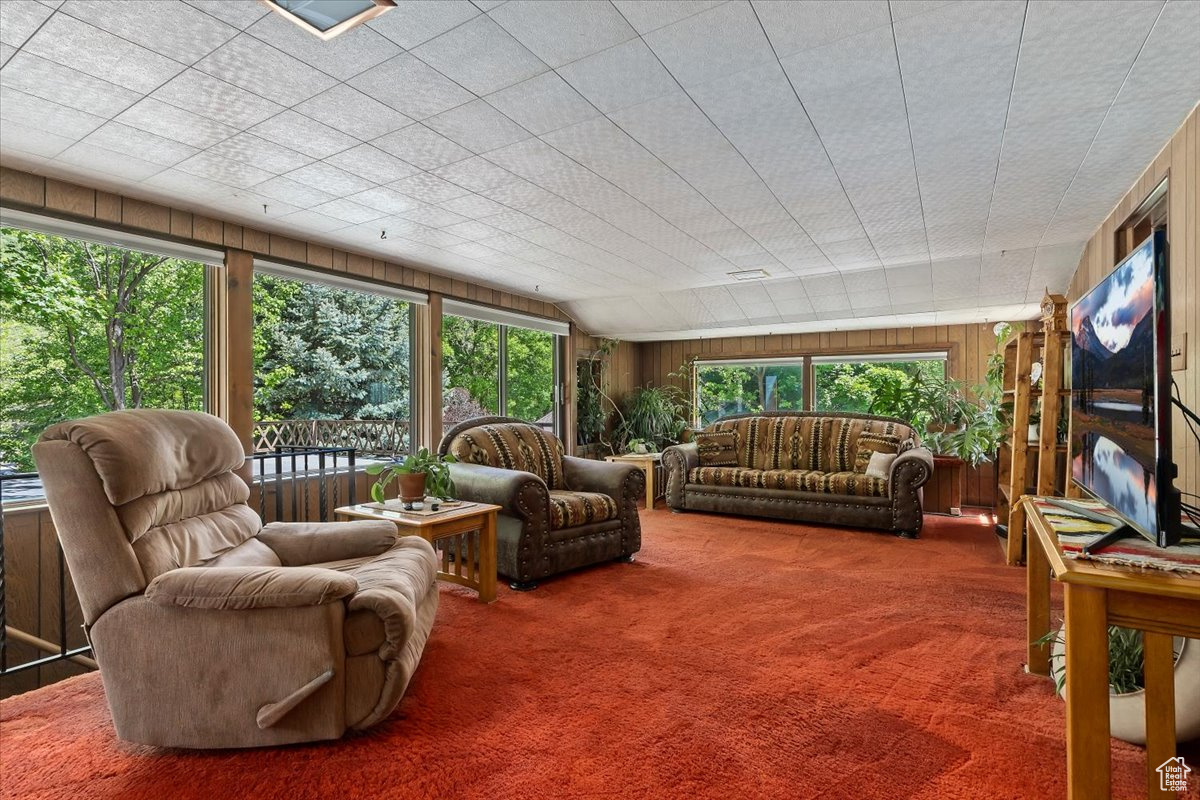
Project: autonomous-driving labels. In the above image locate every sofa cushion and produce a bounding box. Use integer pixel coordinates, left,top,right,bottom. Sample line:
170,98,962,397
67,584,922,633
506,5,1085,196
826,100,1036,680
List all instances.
687,467,888,497
854,432,902,472
445,422,565,489
695,430,739,466
548,490,618,530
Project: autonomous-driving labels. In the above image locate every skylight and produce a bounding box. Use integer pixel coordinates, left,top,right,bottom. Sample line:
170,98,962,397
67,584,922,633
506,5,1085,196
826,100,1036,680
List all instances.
262,0,396,40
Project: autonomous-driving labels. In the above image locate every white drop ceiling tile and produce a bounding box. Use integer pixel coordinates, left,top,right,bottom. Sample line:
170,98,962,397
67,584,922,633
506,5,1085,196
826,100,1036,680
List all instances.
294,85,413,141
114,97,237,148
610,1,724,36
373,124,472,171
250,111,358,159
426,100,531,152
58,141,163,181
399,204,470,228
0,86,105,139
490,0,635,67
556,38,678,114
1113,0,1200,105
0,52,141,117
24,13,184,93
401,223,467,246
366,0,480,49
893,0,1024,75
483,209,544,232
485,71,598,136
310,198,386,225
439,193,506,218
391,172,471,203
0,43,14,66
643,1,774,88
182,1,268,29
325,144,419,184
1023,0,1163,39
780,25,898,101
274,209,351,234
63,0,238,64
2,1,53,50
81,120,198,166
440,220,499,241
244,11,400,80
195,33,336,106
0,118,74,158
348,54,474,121
889,1,957,21
154,69,283,129
433,156,516,193
140,166,229,200
812,292,852,312
207,132,311,173
287,161,373,196
253,175,336,208
347,186,421,215
752,0,891,57
218,189,301,221
177,150,275,188
411,15,546,96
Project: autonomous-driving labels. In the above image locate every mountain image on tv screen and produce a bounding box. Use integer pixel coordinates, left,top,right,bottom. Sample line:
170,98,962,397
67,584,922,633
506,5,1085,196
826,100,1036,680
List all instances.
1070,238,1158,535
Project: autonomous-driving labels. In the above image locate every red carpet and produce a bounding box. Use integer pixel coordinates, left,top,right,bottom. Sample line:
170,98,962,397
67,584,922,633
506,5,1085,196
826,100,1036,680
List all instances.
2,511,1197,800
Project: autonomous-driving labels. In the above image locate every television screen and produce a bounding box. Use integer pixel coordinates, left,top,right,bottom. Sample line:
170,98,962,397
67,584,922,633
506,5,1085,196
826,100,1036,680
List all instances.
1070,231,1173,544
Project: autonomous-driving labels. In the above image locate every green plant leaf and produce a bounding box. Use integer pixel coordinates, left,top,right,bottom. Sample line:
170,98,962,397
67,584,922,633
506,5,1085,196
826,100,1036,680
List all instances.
370,483,385,503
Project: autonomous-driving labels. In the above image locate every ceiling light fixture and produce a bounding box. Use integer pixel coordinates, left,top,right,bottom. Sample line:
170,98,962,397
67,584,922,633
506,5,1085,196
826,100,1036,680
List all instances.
260,0,396,41
728,269,769,281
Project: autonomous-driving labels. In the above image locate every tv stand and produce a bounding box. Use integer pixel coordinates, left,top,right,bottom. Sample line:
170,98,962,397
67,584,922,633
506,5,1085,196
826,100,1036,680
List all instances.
1038,498,1140,555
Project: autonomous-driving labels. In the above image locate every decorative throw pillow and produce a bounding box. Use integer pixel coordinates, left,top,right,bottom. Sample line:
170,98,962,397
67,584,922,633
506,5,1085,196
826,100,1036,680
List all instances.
865,451,898,479
854,432,901,472
696,430,739,467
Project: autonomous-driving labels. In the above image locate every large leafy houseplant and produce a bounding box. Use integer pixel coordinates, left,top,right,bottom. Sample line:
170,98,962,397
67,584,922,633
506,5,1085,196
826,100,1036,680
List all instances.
614,385,688,453
366,448,457,503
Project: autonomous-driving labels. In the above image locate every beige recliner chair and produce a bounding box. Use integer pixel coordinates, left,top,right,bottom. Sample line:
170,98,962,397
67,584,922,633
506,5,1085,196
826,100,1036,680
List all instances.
33,409,439,749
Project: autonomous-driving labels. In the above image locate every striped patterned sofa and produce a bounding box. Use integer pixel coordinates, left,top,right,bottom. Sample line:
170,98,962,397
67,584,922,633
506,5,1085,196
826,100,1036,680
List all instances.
439,417,644,590
662,412,933,537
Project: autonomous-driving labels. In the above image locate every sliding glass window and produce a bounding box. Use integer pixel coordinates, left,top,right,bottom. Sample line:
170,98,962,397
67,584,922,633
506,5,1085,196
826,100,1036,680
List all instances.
1,224,209,498
695,359,805,426
441,303,563,434
252,267,415,457
812,353,946,414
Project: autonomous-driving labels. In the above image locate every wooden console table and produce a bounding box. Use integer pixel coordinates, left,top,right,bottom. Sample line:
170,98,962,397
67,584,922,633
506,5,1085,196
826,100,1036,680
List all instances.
336,501,499,603
1022,497,1200,799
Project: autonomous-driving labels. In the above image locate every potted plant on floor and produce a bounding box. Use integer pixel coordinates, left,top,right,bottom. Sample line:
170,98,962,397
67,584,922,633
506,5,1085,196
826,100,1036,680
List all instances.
1041,625,1200,744
614,384,688,454
367,448,457,508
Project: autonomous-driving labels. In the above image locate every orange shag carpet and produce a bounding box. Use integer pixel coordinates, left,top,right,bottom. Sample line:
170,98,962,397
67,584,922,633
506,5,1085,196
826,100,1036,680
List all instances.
2,511,1197,800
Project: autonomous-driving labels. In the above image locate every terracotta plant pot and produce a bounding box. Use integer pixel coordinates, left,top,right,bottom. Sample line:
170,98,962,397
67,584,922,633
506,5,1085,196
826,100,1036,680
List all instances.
398,472,427,503
1050,626,1200,744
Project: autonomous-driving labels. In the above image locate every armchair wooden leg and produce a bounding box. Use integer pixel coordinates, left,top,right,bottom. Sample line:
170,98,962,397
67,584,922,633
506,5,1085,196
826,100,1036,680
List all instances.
616,554,636,563
508,580,538,592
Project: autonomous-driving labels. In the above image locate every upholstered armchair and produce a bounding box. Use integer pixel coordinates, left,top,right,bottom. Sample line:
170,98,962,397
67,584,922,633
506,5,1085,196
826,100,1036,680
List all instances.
32,409,439,749
438,417,643,590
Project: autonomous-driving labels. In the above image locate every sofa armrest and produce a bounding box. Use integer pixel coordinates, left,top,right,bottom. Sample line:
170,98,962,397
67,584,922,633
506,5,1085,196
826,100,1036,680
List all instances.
562,455,643,500
446,462,549,520
257,520,397,566
888,447,933,536
145,566,357,610
890,447,934,490
662,443,698,509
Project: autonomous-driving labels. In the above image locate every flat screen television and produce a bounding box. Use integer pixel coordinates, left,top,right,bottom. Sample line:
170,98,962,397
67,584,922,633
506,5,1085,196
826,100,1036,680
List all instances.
1069,228,1179,548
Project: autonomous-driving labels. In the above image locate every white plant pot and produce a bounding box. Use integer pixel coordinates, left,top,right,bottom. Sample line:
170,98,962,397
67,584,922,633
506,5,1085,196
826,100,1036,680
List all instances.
1028,424,1040,442
1050,626,1200,744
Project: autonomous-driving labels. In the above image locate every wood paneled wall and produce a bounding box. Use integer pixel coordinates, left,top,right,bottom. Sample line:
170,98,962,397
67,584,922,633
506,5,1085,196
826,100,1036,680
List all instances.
0,166,569,323
636,323,1011,507
572,331,642,408
1067,105,1198,503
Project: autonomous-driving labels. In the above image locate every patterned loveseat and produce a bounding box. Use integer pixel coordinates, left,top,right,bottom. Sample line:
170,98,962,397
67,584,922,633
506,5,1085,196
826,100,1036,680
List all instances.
662,412,933,537
439,417,644,589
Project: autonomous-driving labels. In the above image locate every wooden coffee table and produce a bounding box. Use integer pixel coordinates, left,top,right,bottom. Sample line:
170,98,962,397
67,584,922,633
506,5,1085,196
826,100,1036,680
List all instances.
335,501,499,603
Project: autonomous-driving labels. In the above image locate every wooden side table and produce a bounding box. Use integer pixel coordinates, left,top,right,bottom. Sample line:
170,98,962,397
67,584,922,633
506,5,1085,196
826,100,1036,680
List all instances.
605,452,661,509
336,501,499,603
1021,497,1200,799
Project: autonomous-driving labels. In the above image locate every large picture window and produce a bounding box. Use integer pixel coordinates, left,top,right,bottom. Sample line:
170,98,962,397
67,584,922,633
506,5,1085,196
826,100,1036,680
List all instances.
441,302,563,434
252,268,415,457
1,225,208,486
812,353,946,414
695,359,805,426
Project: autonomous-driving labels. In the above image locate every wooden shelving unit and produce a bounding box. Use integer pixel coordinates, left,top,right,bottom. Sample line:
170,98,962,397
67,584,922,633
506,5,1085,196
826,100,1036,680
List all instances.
999,292,1070,565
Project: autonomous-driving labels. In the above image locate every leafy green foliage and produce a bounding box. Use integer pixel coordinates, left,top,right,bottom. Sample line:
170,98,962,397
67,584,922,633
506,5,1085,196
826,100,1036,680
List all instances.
367,448,457,501
576,358,605,446
615,385,687,452
253,274,411,422
1038,625,1149,696
442,315,556,425
696,364,805,424
1,228,203,470
504,325,553,422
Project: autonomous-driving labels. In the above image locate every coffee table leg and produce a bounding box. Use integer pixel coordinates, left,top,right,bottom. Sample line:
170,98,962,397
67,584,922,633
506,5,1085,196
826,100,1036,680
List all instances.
1026,527,1051,676
478,511,497,603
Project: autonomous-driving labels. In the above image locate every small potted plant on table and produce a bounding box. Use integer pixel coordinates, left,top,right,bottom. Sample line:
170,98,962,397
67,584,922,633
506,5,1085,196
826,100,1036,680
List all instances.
366,448,457,510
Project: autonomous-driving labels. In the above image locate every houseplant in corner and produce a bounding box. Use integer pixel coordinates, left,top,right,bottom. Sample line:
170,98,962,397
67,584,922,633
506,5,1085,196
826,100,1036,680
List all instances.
366,448,457,508
614,384,688,453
